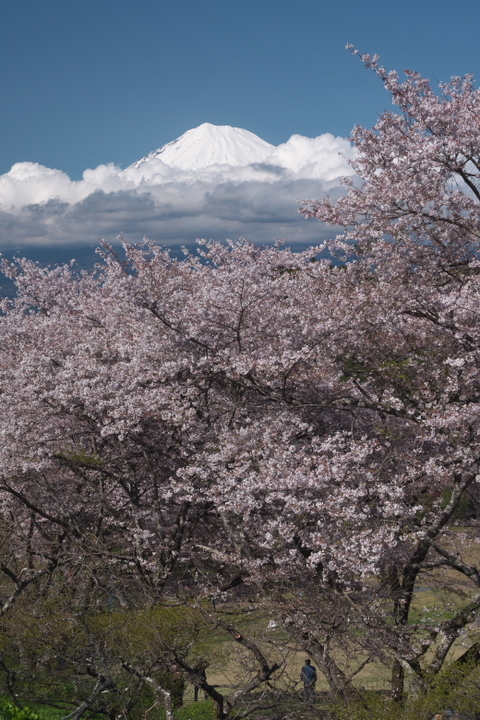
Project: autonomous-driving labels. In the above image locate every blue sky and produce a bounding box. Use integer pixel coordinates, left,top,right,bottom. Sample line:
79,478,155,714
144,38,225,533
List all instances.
2,0,479,179
1,0,480,254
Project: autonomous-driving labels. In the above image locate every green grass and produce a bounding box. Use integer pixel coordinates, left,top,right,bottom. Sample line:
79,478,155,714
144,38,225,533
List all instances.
0,698,217,720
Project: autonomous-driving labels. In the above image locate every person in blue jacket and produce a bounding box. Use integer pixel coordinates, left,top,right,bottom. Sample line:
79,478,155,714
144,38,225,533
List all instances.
300,659,317,703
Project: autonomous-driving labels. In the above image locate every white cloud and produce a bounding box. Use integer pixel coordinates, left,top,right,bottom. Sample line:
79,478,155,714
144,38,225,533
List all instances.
0,163,78,209
264,133,354,181
0,133,356,249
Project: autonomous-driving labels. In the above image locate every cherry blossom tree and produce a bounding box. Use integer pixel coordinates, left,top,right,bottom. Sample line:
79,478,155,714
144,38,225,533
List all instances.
2,51,480,714
298,48,480,703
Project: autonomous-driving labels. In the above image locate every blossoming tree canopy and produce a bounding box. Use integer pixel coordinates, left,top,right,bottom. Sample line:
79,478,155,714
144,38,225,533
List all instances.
302,47,480,265
0,235,478,581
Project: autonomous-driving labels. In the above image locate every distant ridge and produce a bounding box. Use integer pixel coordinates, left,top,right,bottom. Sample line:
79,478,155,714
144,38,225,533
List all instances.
132,123,275,171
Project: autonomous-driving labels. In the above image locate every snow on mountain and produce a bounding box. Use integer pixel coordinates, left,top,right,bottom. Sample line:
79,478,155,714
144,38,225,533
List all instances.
133,123,275,171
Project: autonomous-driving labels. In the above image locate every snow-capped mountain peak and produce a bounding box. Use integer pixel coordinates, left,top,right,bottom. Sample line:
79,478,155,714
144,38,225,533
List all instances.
133,123,275,171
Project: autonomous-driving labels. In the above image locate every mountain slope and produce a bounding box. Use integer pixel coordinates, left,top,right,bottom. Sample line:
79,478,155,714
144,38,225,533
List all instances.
133,123,275,171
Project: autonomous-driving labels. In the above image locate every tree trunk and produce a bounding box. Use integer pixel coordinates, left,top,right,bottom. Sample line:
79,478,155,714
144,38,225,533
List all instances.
121,661,175,720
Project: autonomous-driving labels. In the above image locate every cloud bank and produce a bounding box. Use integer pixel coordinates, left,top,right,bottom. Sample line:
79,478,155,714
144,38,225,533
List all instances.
0,133,355,250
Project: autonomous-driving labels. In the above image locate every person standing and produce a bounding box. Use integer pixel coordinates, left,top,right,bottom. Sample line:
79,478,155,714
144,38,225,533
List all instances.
193,660,209,701
300,659,317,704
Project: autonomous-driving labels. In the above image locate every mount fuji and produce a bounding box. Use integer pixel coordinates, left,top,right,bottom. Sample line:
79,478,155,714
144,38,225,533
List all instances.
132,123,275,171
0,121,357,249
